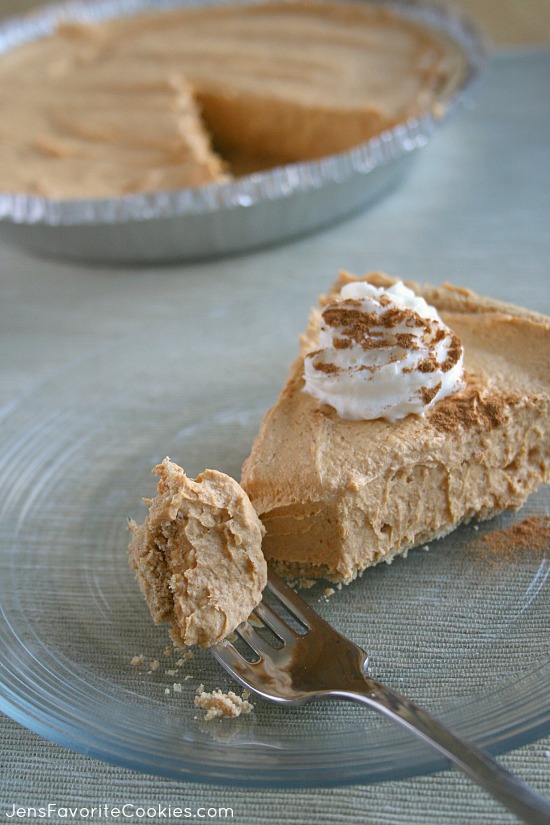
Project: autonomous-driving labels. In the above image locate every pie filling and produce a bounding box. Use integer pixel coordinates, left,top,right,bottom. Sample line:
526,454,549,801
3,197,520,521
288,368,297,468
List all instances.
0,1,467,198
241,272,550,582
128,458,266,647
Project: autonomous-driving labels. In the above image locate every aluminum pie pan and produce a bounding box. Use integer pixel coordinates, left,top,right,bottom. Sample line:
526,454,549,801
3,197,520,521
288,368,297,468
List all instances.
0,0,486,264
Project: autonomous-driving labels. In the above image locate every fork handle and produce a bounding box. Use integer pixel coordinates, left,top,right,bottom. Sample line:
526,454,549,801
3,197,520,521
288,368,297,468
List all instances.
344,678,550,825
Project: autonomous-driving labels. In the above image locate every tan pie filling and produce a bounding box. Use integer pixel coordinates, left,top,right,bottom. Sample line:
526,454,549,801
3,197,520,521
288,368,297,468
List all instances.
241,273,550,582
128,459,267,647
0,1,467,198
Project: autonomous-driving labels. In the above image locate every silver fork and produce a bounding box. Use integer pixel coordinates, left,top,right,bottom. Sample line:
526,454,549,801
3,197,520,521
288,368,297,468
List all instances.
212,572,550,825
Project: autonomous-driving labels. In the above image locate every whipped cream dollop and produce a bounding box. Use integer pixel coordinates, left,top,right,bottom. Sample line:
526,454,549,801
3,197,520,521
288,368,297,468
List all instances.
303,280,464,421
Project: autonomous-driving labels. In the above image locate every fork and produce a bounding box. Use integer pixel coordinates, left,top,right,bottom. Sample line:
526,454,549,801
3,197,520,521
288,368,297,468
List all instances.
212,572,550,825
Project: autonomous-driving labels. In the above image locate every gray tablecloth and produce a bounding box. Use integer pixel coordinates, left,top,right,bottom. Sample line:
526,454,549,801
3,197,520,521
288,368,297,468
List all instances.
1,39,549,825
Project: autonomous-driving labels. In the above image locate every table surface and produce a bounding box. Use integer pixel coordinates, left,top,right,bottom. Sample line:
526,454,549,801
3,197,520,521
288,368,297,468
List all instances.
1,1,549,823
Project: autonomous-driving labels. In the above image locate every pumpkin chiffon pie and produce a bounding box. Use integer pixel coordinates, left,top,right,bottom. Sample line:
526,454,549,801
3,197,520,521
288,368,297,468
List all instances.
241,272,550,583
0,1,467,197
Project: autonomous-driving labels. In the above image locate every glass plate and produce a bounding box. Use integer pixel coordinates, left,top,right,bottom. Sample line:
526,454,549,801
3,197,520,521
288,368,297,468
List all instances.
0,331,548,787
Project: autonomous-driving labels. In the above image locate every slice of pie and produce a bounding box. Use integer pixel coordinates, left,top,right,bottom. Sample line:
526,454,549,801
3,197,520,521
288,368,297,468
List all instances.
241,272,550,583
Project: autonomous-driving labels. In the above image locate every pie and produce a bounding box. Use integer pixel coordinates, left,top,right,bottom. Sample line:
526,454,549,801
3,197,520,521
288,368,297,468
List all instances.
128,458,267,647
241,272,550,583
0,1,467,197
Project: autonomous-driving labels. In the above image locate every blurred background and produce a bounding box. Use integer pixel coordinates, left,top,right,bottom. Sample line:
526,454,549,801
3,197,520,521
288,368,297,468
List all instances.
444,0,550,48
1,0,550,49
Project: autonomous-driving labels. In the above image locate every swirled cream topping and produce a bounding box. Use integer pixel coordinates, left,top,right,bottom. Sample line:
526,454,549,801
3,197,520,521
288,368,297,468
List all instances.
303,280,464,421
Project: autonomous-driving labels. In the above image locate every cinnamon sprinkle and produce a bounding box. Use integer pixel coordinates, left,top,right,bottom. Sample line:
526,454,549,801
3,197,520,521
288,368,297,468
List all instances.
428,382,511,434
322,303,427,351
333,336,352,349
380,306,419,329
470,517,549,568
417,355,438,373
395,333,417,349
313,361,340,374
420,382,441,405
441,333,462,373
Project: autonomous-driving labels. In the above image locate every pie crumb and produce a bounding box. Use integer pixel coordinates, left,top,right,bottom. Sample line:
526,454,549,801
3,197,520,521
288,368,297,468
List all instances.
194,686,255,721
130,654,145,667
289,577,316,590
